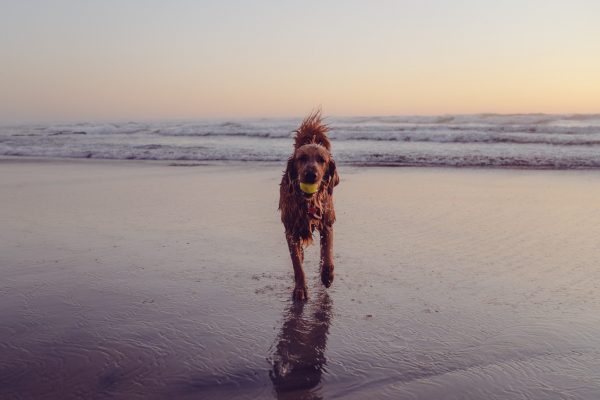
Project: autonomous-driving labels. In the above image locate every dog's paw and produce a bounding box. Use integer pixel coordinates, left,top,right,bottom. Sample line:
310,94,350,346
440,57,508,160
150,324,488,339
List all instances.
293,285,308,301
321,264,335,288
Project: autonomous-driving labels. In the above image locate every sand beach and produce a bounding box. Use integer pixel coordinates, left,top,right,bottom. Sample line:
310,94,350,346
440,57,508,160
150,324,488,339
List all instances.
2,159,600,399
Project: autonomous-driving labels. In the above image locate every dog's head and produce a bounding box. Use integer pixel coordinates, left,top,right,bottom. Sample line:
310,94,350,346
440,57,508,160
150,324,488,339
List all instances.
286,143,339,197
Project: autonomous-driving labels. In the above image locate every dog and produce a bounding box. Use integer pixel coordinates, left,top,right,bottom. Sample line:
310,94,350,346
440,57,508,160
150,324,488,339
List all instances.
279,111,339,301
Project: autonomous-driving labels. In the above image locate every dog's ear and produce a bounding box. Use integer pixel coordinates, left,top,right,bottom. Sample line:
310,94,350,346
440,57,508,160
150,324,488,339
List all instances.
326,158,339,195
285,156,297,194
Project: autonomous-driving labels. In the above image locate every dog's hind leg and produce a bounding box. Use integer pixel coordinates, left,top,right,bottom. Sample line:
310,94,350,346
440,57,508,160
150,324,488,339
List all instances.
319,225,335,288
286,233,308,301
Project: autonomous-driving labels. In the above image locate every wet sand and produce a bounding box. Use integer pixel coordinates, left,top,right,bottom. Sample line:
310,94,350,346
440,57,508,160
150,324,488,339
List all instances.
2,159,600,399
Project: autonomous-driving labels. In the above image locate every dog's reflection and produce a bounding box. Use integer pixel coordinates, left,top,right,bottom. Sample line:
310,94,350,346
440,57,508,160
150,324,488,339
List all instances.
269,290,333,400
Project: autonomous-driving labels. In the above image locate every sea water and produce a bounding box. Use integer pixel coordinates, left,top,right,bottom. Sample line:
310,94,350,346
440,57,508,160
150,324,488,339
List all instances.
2,114,600,168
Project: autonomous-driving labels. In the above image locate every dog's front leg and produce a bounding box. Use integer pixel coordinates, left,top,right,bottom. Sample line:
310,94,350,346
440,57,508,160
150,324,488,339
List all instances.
319,225,335,288
286,233,307,301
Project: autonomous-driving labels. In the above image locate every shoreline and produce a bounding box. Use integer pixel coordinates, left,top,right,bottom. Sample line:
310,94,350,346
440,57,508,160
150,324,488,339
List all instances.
3,155,600,171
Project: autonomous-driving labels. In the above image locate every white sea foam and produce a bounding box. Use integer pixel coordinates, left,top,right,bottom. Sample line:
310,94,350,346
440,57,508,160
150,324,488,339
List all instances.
2,114,600,168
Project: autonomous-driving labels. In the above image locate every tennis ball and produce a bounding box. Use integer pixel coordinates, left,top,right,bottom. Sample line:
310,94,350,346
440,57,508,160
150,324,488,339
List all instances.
299,182,319,194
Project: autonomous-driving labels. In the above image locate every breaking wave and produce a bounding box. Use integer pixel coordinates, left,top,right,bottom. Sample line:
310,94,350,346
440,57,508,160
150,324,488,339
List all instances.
2,114,600,168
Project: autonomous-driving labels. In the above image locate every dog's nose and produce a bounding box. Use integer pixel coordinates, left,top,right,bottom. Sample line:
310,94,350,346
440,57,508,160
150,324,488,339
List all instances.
304,171,317,183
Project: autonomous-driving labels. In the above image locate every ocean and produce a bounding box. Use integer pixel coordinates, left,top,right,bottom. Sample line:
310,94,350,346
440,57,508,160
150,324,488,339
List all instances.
2,114,600,168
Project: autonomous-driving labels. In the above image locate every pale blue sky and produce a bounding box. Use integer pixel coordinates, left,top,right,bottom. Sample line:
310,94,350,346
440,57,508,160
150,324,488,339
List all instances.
1,0,599,121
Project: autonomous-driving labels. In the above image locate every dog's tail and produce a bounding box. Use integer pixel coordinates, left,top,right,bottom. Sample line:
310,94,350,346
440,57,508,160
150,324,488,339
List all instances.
294,109,330,150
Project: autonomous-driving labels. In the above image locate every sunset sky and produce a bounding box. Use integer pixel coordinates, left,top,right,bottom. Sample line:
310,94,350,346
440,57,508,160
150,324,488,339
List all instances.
2,0,599,121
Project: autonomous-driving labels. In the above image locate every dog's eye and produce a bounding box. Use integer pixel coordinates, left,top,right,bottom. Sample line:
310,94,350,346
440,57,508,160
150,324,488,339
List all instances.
298,155,308,162
317,156,325,164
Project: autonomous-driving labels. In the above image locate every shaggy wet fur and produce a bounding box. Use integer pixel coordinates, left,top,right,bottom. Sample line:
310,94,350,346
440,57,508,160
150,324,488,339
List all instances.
279,111,340,301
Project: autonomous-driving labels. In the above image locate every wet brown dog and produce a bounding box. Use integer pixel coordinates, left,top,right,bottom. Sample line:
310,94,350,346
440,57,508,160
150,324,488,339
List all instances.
279,111,340,301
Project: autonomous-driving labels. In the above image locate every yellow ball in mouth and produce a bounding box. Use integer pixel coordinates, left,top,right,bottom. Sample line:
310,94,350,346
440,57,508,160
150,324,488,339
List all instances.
299,182,319,194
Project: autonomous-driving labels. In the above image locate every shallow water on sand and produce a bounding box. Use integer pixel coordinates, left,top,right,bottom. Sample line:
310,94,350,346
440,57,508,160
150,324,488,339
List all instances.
2,162,600,399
